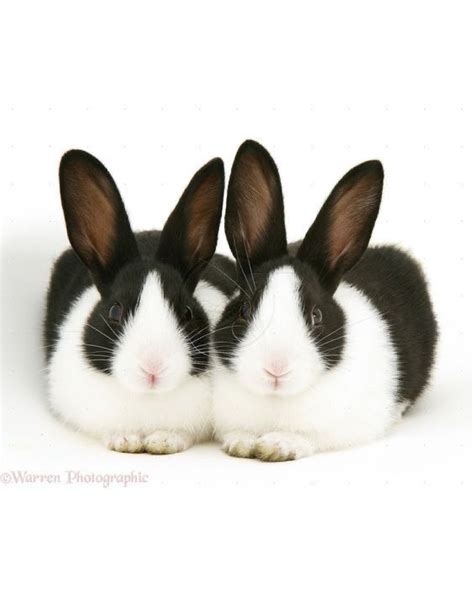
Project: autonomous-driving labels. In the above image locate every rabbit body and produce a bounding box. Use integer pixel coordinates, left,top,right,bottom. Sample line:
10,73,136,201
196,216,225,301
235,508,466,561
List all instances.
213,247,436,459
47,233,230,452
45,151,232,453
212,141,437,461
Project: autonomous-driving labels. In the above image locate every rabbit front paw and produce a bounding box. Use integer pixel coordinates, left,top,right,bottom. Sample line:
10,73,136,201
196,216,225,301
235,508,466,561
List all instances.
254,432,314,462
105,433,144,453
143,430,191,455
222,431,258,458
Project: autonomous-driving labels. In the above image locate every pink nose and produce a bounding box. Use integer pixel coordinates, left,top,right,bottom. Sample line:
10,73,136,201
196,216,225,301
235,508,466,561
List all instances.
264,361,290,380
139,363,162,387
141,369,158,386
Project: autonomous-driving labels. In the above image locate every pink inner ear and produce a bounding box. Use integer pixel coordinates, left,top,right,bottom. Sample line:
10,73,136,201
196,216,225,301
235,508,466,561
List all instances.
232,154,276,256
327,176,381,271
66,165,117,268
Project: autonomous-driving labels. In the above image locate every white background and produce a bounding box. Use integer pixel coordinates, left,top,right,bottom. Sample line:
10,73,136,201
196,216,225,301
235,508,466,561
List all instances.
0,1,471,590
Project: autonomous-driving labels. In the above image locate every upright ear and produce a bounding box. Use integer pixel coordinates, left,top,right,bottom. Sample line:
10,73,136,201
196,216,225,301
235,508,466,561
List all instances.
59,150,139,294
225,140,287,276
297,160,384,293
156,157,225,289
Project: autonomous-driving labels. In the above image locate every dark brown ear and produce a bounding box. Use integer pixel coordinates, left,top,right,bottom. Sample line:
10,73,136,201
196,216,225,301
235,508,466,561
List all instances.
225,140,287,276
297,160,384,293
59,150,139,294
156,157,225,289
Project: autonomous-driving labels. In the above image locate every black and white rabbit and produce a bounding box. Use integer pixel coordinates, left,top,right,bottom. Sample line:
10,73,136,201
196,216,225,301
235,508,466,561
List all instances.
44,150,234,453
212,140,438,461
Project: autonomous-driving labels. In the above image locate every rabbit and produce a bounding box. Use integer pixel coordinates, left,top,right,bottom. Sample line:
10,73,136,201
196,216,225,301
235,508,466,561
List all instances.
44,149,235,453
212,140,438,461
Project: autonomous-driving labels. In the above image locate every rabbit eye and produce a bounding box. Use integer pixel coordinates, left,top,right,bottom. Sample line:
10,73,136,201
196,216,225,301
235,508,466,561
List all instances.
311,306,323,327
108,302,123,323
240,301,252,321
183,306,194,322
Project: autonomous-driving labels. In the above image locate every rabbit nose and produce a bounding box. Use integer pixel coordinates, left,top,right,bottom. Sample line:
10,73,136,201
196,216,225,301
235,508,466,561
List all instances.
143,370,158,386
264,360,290,379
139,361,164,386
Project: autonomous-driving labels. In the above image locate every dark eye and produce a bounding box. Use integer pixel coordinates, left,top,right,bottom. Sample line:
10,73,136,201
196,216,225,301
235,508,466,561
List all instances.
240,301,252,321
183,306,194,322
311,306,323,327
108,302,123,323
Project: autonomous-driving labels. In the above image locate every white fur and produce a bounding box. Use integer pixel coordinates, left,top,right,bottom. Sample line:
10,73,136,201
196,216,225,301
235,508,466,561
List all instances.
212,266,404,460
47,273,228,452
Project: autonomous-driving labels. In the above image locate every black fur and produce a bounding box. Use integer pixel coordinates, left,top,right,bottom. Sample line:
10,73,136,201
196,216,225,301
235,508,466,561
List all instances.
344,245,438,403
214,140,438,405
45,151,233,377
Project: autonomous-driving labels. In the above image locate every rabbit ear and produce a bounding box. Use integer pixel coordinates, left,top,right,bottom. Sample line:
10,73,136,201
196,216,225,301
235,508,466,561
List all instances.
59,150,139,294
225,140,287,276
297,160,384,293
156,157,225,289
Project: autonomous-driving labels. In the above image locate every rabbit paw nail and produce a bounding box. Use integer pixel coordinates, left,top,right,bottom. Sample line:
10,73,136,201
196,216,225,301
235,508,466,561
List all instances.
105,433,144,453
255,433,312,462
144,431,190,455
222,431,257,458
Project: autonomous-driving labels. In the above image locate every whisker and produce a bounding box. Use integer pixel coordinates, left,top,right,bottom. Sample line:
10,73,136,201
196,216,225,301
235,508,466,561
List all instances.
316,325,346,345
240,225,257,292
100,314,121,340
80,343,115,352
186,326,209,341
207,262,251,299
192,324,242,344
85,323,116,344
320,345,345,354
318,315,375,346
317,335,346,348
233,232,254,296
